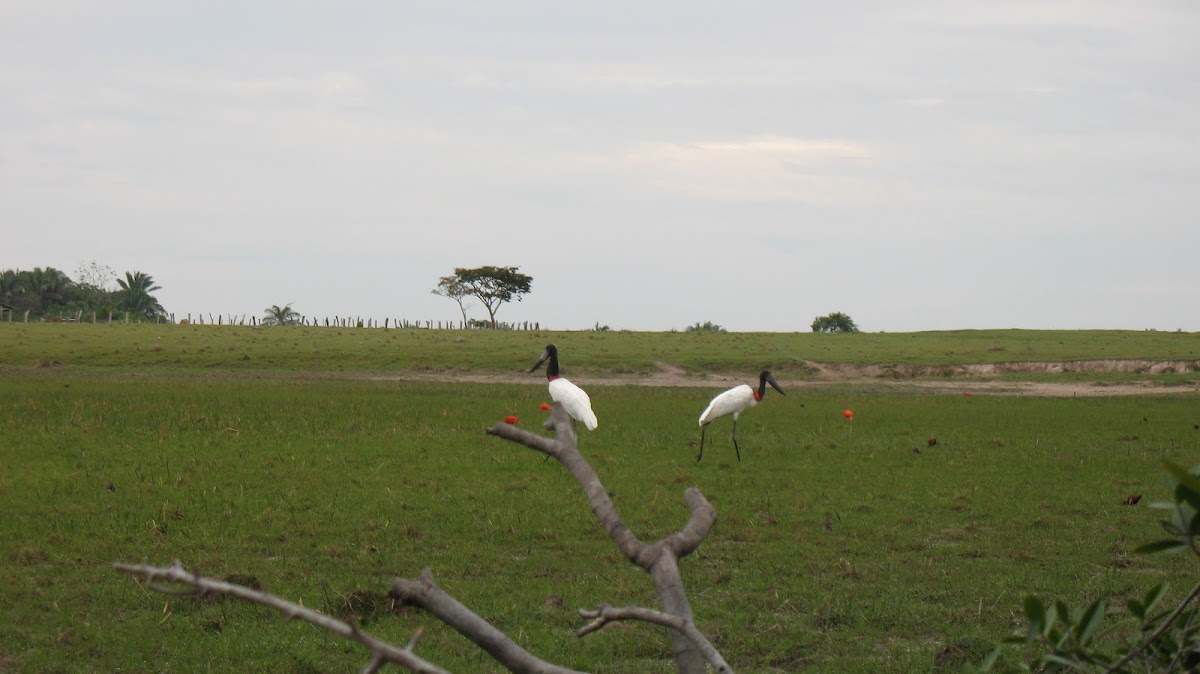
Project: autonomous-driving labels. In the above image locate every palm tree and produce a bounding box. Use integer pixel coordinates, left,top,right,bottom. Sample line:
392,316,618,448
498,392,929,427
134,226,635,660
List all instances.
261,303,302,326
0,269,24,304
25,267,73,311
116,271,166,320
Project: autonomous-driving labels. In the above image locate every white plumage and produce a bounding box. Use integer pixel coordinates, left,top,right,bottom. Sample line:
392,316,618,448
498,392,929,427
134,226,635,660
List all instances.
696,370,785,462
531,344,598,431
698,384,758,428
549,377,599,430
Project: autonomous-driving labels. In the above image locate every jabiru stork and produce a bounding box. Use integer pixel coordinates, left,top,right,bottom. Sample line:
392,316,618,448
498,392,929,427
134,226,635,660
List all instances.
697,370,785,462
530,344,598,431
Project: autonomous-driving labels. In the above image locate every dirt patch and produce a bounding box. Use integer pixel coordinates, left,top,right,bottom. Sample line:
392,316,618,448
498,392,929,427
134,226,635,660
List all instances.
357,359,1200,397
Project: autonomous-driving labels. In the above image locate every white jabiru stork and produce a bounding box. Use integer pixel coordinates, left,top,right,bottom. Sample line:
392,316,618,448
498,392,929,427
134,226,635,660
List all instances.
697,370,785,462
530,344,598,431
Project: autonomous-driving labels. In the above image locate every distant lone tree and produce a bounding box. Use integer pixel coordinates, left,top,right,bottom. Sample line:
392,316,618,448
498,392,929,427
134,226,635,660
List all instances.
261,303,302,326
811,312,860,333
686,321,726,333
431,274,473,325
438,266,533,328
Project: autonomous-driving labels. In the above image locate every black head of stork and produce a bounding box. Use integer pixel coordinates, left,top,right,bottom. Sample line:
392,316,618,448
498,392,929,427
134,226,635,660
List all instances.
530,344,560,378
758,370,786,399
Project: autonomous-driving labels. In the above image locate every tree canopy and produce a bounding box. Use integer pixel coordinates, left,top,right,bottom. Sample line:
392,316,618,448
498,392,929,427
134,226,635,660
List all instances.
811,312,860,333
435,266,533,327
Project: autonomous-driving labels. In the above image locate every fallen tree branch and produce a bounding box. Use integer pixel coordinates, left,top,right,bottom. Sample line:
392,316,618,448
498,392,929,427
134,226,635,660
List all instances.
577,604,732,674
112,560,450,674
391,568,586,674
115,402,733,673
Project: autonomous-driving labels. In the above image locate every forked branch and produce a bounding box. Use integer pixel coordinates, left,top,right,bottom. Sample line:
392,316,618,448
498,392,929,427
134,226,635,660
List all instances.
487,402,724,674
577,604,732,674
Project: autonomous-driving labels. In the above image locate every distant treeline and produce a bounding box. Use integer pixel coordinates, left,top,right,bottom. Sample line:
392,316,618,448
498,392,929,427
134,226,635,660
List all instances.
0,265,166,321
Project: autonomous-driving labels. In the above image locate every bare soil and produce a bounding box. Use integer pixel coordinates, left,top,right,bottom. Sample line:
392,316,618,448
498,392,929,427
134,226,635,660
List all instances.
368,360,1200,397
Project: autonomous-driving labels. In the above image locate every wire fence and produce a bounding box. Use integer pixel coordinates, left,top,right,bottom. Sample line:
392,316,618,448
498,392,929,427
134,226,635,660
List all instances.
1,308,540,330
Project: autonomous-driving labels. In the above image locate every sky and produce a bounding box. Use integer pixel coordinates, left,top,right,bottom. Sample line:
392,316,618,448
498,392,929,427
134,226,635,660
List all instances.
3,1,1198,332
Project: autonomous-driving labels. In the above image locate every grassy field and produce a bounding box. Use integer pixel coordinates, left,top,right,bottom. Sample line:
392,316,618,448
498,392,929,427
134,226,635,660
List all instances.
2,323,1200,377
2,325,1200,672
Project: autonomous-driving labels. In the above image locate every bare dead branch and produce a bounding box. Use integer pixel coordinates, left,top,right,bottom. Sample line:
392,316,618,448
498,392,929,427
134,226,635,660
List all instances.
406,625,427,651
487,402,720,674
362,653,386,674
113,561,452,674
490,408,653,566
577,604,732,674
488,420,564,459
663,488,717,558
391,568,586,674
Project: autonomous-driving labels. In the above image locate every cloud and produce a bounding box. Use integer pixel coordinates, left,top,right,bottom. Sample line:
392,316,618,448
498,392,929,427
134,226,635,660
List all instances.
595,135,877,203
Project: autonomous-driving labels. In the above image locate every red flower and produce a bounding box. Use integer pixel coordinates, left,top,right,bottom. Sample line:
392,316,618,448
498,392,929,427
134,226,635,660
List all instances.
504,416,519,424
539,403,551,411
842,409,854,420
963,392,973,397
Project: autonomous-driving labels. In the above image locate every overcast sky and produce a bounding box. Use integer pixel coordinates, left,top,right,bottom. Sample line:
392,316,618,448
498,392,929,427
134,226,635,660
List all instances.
4,1,1198,332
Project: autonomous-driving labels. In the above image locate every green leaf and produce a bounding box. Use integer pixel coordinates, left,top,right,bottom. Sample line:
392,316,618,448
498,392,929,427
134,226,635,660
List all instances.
1052,600,1069,635
1160,517,1184,536
1164,461,1200,511
965,647,1000,673
1136,539,1188,554
1127,598,1145,620
1075,599,1105,645
1143,583,1168,615
1024,596,1045,644
1041,652,1083,668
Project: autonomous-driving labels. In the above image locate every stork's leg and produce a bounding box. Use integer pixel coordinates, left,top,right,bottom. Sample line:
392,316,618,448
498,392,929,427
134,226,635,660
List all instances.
697,425,708,462
732,417,741,461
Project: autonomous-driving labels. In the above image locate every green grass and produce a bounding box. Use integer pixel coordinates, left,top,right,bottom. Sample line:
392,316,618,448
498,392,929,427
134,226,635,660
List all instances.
2,324,1199,378
3,364,1200,672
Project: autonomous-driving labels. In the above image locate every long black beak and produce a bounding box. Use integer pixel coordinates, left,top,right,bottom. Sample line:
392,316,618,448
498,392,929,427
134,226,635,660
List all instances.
529,350,549,374
766,374,786,396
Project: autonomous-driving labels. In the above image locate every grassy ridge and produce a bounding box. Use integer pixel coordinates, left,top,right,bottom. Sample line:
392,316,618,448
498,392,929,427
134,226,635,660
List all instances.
3,368,1200,672
2,324,1199,376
